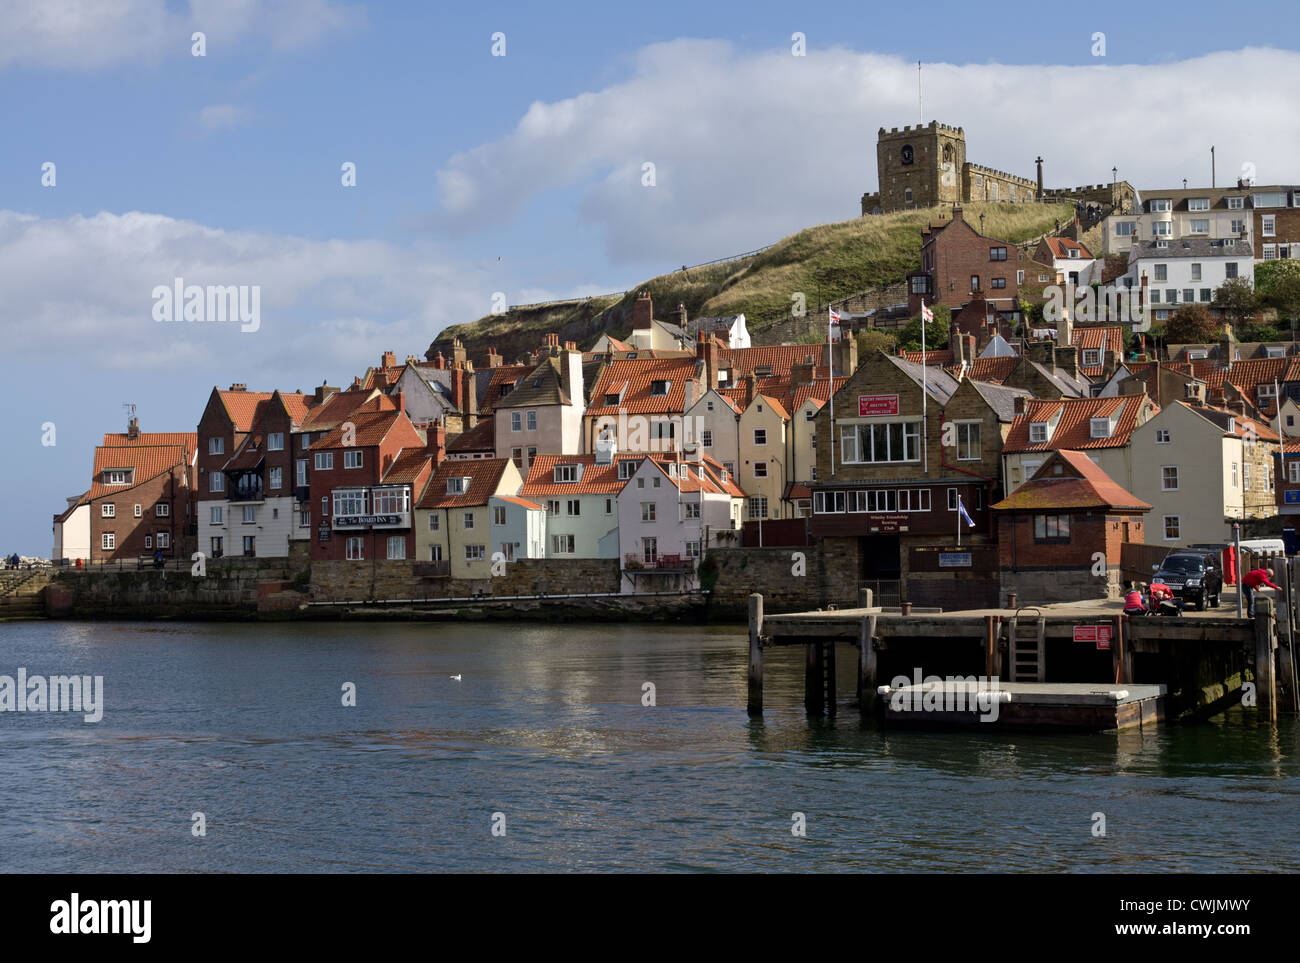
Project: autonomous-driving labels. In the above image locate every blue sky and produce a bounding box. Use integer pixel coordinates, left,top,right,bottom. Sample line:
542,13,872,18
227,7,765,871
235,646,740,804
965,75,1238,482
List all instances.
3,0,1300,554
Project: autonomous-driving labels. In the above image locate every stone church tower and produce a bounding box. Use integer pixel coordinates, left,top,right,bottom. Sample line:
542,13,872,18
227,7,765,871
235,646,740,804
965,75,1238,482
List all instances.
862,121,967,215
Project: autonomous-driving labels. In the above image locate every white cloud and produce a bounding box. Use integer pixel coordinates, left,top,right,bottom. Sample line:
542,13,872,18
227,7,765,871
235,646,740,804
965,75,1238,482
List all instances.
433,42,1300,265
198,103,252,133
0,0,363,70
0,209,489,379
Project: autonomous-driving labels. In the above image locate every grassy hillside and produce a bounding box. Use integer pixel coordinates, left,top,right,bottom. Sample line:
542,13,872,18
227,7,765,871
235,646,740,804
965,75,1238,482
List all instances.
431,202,1076,362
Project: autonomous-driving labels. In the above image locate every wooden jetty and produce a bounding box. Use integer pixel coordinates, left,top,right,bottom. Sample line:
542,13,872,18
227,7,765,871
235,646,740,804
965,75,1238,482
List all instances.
746,590,1291,729
876,681,1165,731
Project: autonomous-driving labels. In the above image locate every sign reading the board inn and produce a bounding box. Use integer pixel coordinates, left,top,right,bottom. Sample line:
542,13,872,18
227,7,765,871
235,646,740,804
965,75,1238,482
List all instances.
334,514,402,528
858,394,900,417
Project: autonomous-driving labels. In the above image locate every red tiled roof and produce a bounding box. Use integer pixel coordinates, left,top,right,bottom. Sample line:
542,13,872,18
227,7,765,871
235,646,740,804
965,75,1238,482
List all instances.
1071,325,1124,378
522,453,630,496
991,450,1150,512
1225,357,1290,416
216,390,275,432
900,349,954,365
496,495,545,511
381,448,434,484
298,389,393,432
101,431,196,454
418,458,512,509
721,345,824,376
479,365,532,414
586,357,701,417
89,443,190,499
313,409,407,449
789,377,847,412
1042,237,1094,260
945,357,1019,384
1003,395,1152,453
755,394,790,420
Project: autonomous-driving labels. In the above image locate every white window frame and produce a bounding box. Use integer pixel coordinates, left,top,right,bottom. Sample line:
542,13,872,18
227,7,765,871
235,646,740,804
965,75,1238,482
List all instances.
1161,465,1179,491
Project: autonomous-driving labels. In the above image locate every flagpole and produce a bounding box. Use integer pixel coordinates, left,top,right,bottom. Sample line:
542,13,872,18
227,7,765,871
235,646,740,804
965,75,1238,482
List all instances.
828,306,836,478
957,496,961,547
921,298,928,476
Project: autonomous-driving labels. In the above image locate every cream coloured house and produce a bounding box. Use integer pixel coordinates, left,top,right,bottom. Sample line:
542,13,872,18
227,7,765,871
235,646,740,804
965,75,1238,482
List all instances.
416,458,522,577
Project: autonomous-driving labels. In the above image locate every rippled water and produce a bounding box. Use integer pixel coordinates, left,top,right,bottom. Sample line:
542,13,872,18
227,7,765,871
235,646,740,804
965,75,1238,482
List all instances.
1,619,1297,872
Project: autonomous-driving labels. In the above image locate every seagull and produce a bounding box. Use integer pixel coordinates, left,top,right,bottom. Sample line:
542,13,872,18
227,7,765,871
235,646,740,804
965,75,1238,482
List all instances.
450,674,462,681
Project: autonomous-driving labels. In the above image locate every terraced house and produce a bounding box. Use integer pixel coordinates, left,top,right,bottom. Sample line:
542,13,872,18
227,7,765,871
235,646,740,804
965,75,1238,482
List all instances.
86,415,196,563
307,399,431,562
810,350,1031,607
416,458,522,577
493,341,585,473
196,384,317,559
520,452,629,559
617,453,744,593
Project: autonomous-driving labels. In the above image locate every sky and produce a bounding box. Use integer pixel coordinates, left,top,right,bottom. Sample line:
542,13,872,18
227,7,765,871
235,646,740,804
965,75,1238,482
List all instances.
4,0,1300,554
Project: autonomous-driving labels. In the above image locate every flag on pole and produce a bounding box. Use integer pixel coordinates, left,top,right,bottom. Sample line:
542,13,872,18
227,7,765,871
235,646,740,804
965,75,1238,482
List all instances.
829,308,841,324
957,496,976,528
921,302,934,324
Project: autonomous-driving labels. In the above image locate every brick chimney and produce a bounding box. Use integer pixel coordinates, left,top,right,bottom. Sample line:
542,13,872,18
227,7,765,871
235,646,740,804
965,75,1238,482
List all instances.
632,291,653,330
127,414,140,440
433,352,446,370
487,347,503,368
314,382,338,403
1219,323,1236,368
1054,345,1079,379
1014,395,1030,415
743,372,756,408
696,340,720,392
228,383,246,392
382,350,397,369
451,368,478,429
397,391,405,415
670,303,688,331
790,361,814,386
1103,349,1118,380
426,418,447,468
451,338,467,368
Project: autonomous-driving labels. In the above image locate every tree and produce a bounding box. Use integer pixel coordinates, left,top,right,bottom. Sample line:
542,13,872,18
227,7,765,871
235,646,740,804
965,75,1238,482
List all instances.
1164,303,1218,345
855,328,897,357
896,304,951,352
1256,262,1300,324
1214,277,1258,325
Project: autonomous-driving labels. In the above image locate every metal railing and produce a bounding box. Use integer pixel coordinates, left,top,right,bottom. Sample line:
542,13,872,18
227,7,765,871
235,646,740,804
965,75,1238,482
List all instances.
862,579,902,607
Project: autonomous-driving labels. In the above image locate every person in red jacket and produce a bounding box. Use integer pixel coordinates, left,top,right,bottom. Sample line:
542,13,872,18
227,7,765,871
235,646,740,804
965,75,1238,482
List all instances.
1243,568,1282,618
1122,582,1147,616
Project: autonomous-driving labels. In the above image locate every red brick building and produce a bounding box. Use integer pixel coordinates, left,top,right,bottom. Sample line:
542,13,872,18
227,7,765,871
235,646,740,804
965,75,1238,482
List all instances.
907,205,1052,317
87,415,196,562
991,449,1151,603
307,398,434,561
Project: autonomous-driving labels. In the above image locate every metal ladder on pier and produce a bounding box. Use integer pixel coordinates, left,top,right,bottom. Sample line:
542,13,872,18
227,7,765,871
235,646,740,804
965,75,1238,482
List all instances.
1006,616,1046,683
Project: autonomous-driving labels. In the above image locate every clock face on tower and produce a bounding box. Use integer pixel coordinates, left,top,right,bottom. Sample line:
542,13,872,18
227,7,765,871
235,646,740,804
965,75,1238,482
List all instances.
900,144,914,165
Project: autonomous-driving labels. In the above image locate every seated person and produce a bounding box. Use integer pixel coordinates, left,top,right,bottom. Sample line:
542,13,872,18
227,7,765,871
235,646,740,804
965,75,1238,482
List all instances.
1122,582,1148,616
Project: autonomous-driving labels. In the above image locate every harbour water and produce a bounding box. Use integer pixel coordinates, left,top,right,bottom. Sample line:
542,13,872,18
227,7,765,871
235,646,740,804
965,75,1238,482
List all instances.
2,619,1298,873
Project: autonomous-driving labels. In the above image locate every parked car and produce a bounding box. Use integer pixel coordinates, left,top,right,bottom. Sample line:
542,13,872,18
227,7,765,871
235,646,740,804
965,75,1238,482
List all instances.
1152,551,1222,610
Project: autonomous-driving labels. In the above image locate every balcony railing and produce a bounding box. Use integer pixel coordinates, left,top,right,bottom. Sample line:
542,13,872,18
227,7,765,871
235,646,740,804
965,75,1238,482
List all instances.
623,553,696,571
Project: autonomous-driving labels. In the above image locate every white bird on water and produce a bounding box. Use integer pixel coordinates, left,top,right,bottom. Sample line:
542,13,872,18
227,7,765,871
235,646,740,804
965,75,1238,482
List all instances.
450,674,462,681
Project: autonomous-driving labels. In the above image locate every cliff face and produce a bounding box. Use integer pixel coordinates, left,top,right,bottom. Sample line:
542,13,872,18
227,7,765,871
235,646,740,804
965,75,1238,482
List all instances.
429,202,1077,363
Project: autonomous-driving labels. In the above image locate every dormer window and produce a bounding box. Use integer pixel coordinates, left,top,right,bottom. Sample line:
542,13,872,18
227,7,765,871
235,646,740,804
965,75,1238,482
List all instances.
1188,198,1210,211
1090,417,1112,439
1259,384,1278,403
650,380,670,396
1068,249,1080,259
554,464,579,483
1188,349,1208,361
754,366,773,378
618,461,637,480
604,393,620,406
1150,198,1172,212
446,476,472,495
105,469,130,485
1082,349,1101,366
1029,423,1048,443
